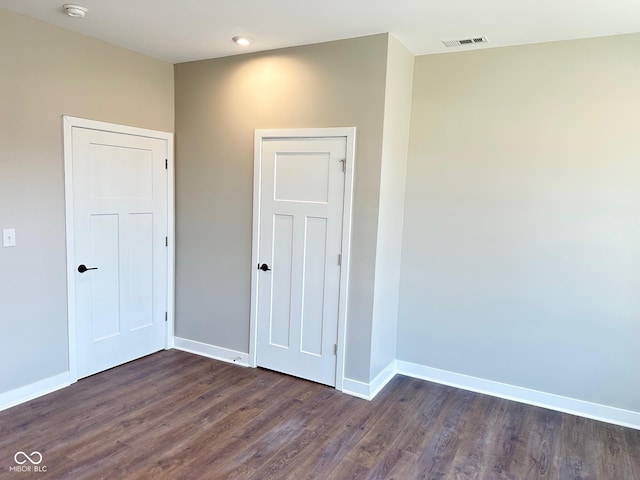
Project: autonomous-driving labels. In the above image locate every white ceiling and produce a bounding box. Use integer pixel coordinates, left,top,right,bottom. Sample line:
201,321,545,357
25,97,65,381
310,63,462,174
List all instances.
1,0,639,64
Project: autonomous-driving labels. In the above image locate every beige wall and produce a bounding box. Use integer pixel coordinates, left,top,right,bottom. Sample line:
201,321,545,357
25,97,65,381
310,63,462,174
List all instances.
398,34,640,411
174,35,389,382
0,9,174,394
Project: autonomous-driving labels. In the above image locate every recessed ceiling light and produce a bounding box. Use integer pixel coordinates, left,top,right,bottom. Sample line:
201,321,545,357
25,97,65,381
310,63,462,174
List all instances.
63,4,88,18
232,36,254,46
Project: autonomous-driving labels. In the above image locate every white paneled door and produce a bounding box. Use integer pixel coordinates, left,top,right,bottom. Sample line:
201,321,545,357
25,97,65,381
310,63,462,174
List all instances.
70,126,168,379
255,135,347,386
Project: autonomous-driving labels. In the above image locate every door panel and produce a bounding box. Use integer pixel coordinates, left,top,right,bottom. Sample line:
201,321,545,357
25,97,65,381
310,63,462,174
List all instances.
72,127,167,379
89,214,120,340
274,152,331,203
256,137,346,386
301,216,328,356
271,214,294,348
127,213,154,330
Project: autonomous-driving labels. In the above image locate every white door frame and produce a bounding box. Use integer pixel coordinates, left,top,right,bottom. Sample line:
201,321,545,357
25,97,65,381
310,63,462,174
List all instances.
249,127,356,391
62,115,175,383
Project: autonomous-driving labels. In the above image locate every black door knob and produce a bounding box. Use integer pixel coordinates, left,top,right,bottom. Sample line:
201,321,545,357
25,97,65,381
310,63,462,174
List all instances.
259,263,271,271
78,264,98,273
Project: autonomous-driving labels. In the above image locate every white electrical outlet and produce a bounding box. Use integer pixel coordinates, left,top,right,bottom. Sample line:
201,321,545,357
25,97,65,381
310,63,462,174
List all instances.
3,228,16,247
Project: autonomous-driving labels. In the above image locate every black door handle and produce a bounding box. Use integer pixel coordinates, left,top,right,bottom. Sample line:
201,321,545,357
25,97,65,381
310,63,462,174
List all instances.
258,263,271,271
78,264,98,273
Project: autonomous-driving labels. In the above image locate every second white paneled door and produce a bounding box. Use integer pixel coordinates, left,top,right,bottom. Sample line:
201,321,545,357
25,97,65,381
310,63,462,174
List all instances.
255,134,348,386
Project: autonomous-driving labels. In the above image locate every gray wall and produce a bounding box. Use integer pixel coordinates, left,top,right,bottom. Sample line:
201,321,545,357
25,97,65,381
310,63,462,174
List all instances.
4,4,638,415
174,35,389,382
0,9,174,394
398,34,640,411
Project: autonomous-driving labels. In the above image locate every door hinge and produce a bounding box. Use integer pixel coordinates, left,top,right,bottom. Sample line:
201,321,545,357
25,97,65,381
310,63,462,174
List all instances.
165,236,168,247
338,254,342,266
165,312,168,322
339,159,346,172
333,344,338,355
165,159,168,170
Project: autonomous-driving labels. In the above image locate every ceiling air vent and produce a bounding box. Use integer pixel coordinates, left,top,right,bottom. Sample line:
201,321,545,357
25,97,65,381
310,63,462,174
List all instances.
443,36,488,48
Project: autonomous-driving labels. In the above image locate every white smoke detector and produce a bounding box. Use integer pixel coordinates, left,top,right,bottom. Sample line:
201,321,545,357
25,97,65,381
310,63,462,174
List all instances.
63,4,88,18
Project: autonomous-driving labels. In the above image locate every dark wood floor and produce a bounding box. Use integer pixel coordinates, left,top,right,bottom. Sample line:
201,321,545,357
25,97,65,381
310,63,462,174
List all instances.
1,350,638,479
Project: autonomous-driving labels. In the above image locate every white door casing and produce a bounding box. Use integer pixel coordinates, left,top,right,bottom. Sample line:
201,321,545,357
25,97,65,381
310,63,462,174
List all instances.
63,116,175,381
250,128,355,389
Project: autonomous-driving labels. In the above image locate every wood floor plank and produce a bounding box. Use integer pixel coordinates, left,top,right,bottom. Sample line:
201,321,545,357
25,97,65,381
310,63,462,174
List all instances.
515,406,561,479
407,389,479,479
593,421,636,479
1,350,639,480
364,448,419,480
487,399,529,478
272,376,407,480
559,415,599,480
138,374,320,478
245,428,325,480
625,425,640,480
45,360,240,459
446,393,496,479
272,395,364,479
0,350,207,449
392,381,456,455
325,459,371,479
346,376,428,469
98,373,295,478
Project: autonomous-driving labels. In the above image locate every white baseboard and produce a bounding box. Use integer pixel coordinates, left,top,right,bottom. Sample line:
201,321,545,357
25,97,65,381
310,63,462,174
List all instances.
342,360,397,401
173,337,250,367
396,360,640,430
0,372,71,412
3,352,635,430
341,377,371,400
